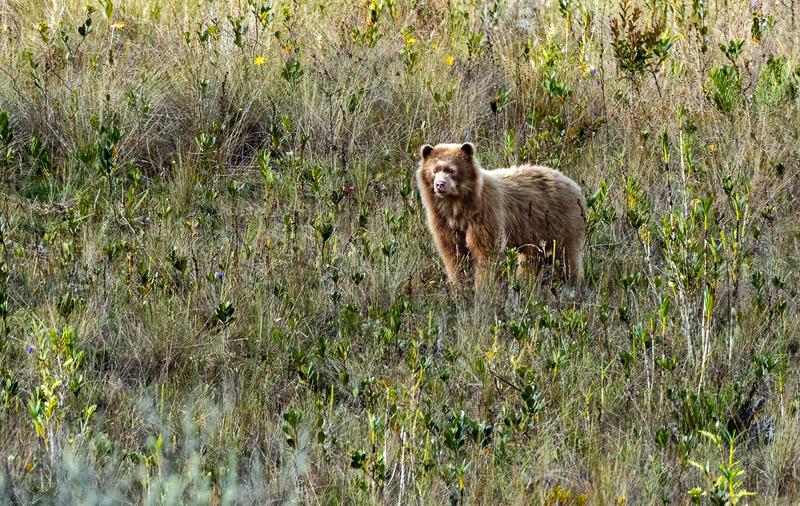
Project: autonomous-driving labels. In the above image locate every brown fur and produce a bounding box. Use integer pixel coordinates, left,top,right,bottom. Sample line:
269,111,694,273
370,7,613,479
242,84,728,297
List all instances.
416,142,587,289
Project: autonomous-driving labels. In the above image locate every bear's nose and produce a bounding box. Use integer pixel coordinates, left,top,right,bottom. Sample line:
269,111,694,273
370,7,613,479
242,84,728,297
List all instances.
435,180,446,190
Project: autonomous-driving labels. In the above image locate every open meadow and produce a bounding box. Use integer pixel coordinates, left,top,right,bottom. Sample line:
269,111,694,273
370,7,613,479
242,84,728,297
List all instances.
0,0,799,503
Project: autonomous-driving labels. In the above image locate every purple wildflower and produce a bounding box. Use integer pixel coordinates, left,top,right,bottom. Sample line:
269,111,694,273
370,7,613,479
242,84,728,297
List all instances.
27,345,34,353
215,272,224,280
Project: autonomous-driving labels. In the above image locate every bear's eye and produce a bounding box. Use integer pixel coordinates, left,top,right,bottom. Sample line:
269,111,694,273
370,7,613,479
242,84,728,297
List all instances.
443,166,455,174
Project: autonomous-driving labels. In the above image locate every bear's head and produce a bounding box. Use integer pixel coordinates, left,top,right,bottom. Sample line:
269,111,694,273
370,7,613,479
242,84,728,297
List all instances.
417,142,481,199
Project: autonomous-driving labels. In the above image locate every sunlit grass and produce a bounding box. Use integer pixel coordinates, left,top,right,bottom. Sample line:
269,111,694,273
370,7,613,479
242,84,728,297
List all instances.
0,0,798,503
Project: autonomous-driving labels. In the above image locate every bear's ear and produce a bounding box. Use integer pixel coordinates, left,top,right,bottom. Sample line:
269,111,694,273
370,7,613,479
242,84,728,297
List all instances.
460,142,475,156
420,144,434,160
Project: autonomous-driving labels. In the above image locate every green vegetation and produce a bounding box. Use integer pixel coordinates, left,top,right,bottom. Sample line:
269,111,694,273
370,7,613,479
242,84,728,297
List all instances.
0,0,797,503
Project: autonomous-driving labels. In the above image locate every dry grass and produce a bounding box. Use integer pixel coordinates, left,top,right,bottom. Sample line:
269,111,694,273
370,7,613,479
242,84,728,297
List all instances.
0,0,798,503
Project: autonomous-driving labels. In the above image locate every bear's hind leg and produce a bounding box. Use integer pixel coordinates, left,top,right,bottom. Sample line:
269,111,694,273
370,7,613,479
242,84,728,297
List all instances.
564,239,584,291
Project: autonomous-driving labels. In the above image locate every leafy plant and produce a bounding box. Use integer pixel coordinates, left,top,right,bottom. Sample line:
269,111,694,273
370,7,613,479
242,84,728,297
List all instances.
688,430,756,504
27,324,96,473
610,0,674,93
707,40,744,115
282,58,303,86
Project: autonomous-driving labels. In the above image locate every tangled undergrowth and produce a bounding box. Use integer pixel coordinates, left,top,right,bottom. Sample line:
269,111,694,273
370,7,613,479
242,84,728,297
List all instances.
0,0,798,503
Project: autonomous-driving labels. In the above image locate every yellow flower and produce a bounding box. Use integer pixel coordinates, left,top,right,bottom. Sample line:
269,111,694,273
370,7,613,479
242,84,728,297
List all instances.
445,55,455,65
254,55,266,65
431,42,438,49
111,20,125,29
405,36,416,46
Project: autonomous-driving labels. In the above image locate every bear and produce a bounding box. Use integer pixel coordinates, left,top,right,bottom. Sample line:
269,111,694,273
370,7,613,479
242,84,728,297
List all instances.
416,142,586,290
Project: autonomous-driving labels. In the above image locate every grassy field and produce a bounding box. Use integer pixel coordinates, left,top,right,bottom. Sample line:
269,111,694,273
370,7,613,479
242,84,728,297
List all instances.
0,0,798,503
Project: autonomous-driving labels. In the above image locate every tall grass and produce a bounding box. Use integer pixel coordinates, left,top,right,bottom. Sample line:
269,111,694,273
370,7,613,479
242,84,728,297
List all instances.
0,0,798,503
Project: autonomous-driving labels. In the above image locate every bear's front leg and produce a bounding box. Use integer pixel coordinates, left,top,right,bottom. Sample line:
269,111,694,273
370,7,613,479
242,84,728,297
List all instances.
433,224,468,286
466,225,499,290
441,238,468,286
421,203,469,286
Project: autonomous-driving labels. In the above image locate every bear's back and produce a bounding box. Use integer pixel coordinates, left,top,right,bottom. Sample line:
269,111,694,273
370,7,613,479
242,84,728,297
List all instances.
483,164,585,246
490,164,578,189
